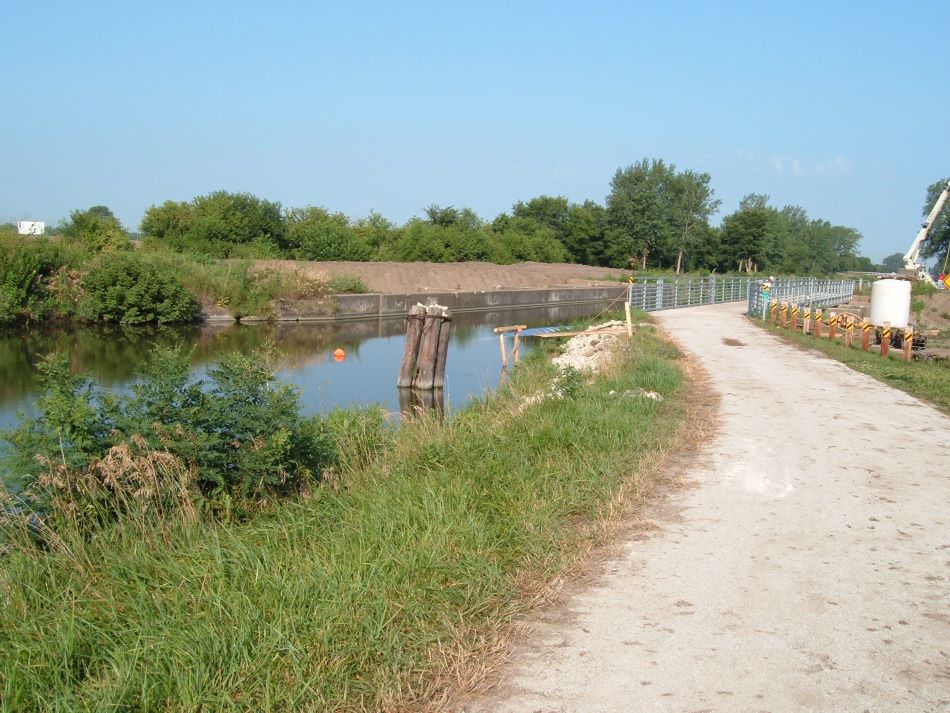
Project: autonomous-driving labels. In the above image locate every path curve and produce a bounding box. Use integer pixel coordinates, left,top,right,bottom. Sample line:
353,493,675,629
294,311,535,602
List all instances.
458,302,950,712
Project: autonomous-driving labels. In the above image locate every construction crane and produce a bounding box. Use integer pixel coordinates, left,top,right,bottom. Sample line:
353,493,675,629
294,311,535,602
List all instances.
902,178,950,287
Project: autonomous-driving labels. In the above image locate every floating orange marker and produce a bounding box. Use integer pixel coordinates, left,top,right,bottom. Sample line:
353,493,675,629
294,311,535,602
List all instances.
333,348,345,362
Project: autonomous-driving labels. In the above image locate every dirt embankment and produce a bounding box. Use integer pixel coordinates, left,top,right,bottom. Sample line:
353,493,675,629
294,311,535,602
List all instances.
256,260,633,295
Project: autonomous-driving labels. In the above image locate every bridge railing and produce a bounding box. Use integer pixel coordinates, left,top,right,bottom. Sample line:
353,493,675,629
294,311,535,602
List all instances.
626,277,751,312
747,278,856,319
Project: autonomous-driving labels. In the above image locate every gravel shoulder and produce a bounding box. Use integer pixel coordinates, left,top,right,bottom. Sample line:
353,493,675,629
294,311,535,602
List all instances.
456,301,950,712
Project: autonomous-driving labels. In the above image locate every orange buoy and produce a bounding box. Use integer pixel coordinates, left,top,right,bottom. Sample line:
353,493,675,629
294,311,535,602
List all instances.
333,348,345,362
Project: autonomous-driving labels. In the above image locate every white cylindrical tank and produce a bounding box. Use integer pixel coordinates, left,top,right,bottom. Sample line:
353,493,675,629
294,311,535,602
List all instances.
869,279,912,328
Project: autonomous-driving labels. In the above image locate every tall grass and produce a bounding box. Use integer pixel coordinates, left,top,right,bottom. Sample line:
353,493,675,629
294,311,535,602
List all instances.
0,329,686,711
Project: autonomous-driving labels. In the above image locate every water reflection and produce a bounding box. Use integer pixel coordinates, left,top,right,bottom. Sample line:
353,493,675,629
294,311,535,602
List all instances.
0,301,616,430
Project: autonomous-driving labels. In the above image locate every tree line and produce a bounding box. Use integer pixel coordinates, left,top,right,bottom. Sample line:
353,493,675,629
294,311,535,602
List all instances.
12,161,949,275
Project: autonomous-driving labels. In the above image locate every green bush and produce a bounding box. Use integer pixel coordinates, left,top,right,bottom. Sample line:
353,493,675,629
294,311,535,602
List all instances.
5,346,337,519
0,233,67,324
78,253,198,324
286,207,372,261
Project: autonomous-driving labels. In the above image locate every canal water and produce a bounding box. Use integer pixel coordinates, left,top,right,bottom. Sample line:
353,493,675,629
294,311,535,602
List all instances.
0,302,616,438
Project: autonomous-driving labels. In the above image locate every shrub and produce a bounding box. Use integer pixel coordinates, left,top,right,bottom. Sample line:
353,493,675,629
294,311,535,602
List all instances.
4,346,337,521
0,233,67,324
78,253,198,324
286,207,372,261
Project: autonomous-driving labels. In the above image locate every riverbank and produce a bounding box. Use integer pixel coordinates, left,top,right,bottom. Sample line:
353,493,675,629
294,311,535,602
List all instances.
0,317,693,710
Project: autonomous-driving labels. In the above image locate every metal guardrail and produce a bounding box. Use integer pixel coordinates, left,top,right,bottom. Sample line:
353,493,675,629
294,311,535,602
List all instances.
626,277,751,312
747,278,856,319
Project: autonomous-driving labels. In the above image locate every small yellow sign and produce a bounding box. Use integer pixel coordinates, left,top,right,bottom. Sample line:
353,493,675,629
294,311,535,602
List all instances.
944,274,950,289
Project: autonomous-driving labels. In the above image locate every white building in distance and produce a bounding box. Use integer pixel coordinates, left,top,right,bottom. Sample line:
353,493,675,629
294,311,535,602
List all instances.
17,221,45,235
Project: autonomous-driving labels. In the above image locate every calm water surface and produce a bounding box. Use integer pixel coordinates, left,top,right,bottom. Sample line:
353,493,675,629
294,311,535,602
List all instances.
0,302,614,436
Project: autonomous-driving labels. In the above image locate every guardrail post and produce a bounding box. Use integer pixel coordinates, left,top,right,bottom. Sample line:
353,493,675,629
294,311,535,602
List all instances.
814,309,823,338
861,319,871,351
791,303,799,331
880,322,891,358
902,327,913,362
829,311,838,340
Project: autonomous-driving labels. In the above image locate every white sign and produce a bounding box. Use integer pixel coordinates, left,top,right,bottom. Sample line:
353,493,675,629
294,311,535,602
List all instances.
17,221,45,235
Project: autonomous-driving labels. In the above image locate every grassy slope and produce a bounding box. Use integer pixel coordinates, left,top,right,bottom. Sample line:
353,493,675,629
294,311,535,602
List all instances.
0,328,688,712
755,320,950,415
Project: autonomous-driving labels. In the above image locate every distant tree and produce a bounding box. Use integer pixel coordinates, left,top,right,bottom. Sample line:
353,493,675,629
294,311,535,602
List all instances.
61,206,130,253
719,197,787,272
919,177,950,272
286,207,371,261
565,200,608,265
881,252,905,272
605,159,679,269
424,205,460,227
739,193,769,210
669,170,720,274
141,191,286,257
352,211,398,257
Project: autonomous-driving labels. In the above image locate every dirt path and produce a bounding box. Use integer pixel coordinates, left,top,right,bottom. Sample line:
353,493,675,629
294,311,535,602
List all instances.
457,302,950,712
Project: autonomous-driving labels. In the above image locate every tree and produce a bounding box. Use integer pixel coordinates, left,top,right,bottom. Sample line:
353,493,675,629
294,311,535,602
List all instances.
719,197,787,272
605,159,679,269
919,178,950,272
565,200,608,266
61,206,130,253
286,207,371,261
141,191,287,257
881,252,905,272
669,171,720,274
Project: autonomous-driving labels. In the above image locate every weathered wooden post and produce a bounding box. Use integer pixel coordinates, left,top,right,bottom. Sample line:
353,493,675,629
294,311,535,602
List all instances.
803,307,811,335
624,302,633,337
861,319,871,351
398,304,426,388
880,322,891,358
781,302,788,328
432,310,452,389
829,311,838,340
814,309,823,338
414,305,445,390
902,327,913,362
791,304,799,331
770,300,778,324
845,315,854,348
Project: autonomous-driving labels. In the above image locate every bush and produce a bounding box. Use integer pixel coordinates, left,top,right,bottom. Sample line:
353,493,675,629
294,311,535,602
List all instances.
286,207,372,261
0,233,67,324
78,253,198,324
4,346,337,521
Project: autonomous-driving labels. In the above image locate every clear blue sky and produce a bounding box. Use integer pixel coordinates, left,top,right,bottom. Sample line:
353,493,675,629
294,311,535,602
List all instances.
2,0,946,263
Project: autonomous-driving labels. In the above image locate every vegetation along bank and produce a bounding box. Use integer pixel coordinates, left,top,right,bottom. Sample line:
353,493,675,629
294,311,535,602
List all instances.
0,312,694,710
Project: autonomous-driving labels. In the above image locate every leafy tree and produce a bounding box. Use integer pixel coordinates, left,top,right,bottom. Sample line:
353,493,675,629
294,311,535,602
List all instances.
605,159,679,269
669,171,720,274
919,177,950,272
60,206,130,253
565,200,608,265
286,207,371,261
719,196,787,272
353,211,398,258
881,252,905,272
141,191,287,257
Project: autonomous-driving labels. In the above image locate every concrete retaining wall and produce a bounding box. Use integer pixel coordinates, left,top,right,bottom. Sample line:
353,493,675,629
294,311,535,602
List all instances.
325,286,627,322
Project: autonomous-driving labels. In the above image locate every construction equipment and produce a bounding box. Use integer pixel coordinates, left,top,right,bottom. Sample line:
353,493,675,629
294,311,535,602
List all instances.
901,178,949,287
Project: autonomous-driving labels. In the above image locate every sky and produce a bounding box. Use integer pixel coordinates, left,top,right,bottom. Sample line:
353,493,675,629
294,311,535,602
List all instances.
2,0,947,263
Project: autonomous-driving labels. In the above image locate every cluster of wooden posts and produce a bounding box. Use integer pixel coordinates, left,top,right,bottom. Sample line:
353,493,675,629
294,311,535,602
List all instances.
768,300,914,362
398,304,451,390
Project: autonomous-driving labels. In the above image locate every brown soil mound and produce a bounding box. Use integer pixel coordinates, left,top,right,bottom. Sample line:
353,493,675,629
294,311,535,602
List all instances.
256,260,633,295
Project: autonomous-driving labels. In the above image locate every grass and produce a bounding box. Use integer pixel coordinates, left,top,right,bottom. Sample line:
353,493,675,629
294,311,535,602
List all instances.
0,324,688,711
755,319,950,415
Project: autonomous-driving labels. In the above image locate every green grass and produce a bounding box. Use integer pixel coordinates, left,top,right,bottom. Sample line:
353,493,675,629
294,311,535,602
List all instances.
755,320,950,415
0,327,686,711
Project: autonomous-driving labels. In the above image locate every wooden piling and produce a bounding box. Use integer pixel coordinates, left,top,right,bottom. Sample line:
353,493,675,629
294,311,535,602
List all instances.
829,312,837,340
861,319,871,351
397,304,426,388
497,332,508,368
791,304,799,331
845,315,854,348
880,322,891,358
902,328,913,362
433,312,452,389
414,306,444,390
624,302,633,337
814,309,823,338
781,303,788,327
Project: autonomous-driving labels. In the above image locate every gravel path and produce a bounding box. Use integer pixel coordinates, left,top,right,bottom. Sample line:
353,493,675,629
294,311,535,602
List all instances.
458,302,950,713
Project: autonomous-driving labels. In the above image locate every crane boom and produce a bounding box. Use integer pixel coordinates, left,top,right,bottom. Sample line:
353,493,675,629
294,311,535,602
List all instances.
903,179,950,283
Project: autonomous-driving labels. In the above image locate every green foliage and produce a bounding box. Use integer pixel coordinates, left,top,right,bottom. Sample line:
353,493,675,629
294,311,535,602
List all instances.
0,232,68,324
78,253,198,324
881,252,905,272
324,273,368,293
0,325,686,711
60,206,131,253
5,346,336,515
286,206,372,261
140,191,287,257
920,177,950,266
